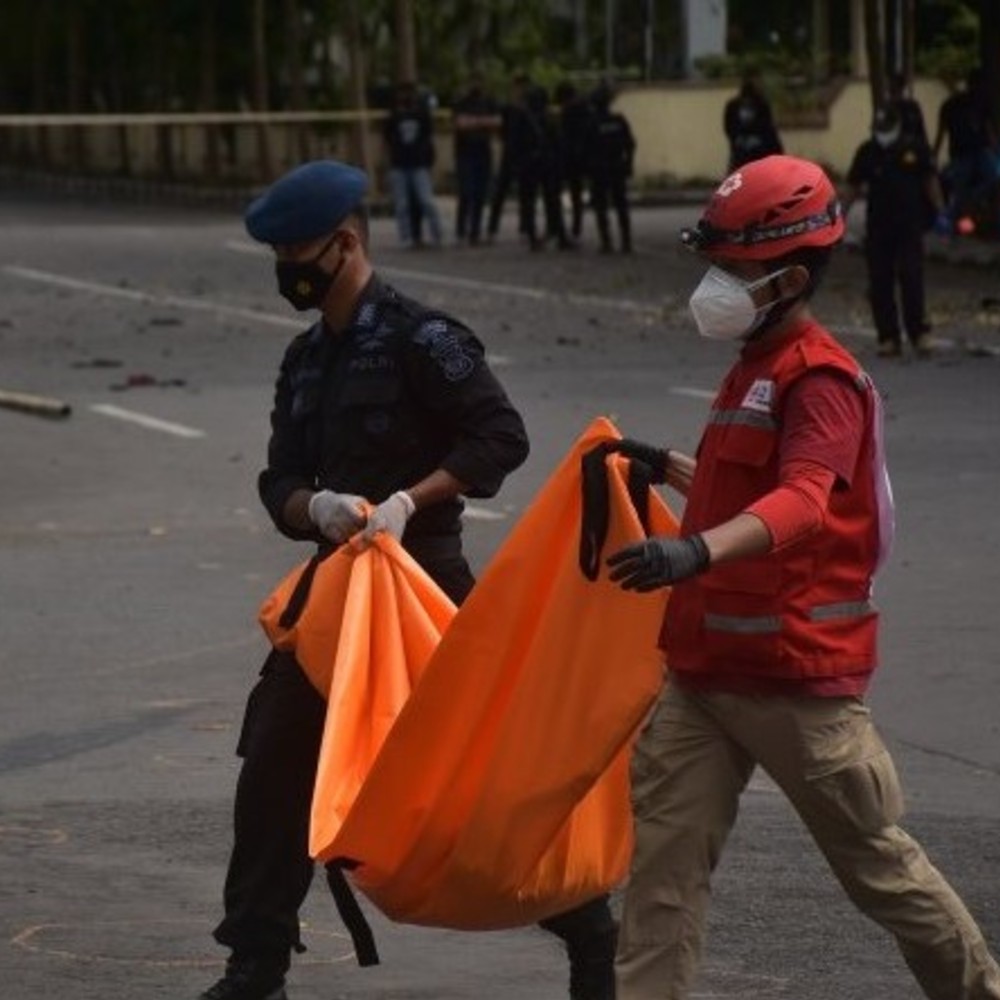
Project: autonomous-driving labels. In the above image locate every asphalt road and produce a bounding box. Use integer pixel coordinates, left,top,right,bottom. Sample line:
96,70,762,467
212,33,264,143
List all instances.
1,190,999,1000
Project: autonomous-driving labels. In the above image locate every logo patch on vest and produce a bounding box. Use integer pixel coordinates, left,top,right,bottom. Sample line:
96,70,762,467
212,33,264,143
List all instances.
740,379,775,413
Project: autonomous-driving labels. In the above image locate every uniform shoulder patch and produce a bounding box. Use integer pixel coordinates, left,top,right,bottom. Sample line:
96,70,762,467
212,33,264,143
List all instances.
414,317,479,382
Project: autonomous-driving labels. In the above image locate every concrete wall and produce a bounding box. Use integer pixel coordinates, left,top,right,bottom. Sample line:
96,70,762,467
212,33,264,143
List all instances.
616,77,949,185
0,77,950,189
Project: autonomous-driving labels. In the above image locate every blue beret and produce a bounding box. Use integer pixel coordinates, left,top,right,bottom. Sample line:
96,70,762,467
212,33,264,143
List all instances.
244,160,369,244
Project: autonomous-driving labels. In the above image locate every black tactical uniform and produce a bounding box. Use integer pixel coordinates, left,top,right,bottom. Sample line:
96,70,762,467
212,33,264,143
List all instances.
556,83,596,241
514,85,573,250
212,276,616,999
723,78,783,171
453,84,499,245
848,115,936,355
587,89,636,254
486,75,530,240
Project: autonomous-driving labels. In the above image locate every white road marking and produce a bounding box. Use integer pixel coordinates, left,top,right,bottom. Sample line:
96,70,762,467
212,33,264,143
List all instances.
2,262,514,367
3,264,301,330
224,239,669,316
670,386,716,400
89,403,206,439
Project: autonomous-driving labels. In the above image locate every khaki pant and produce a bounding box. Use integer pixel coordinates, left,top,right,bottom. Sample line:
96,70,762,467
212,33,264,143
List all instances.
617,679,1000,1000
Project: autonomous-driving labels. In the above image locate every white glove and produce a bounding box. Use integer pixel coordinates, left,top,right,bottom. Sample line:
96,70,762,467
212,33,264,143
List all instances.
307,490,366,543
362,490,416,542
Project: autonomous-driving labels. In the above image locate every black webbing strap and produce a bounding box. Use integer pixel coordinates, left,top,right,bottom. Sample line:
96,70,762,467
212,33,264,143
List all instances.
579,444,611,580
579,442,654,580
279,552,380,967
277,545,337,629
325,862,380,966
627,459,652,535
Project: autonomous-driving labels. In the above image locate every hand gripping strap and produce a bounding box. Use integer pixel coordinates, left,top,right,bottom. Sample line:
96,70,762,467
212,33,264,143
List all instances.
579,442,653,580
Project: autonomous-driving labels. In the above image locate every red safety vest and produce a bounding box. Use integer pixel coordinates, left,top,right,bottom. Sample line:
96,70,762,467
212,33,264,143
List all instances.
663,319,894,684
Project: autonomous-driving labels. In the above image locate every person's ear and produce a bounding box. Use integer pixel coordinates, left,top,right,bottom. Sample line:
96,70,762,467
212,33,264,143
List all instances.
334,229,359,255
777,264,810,298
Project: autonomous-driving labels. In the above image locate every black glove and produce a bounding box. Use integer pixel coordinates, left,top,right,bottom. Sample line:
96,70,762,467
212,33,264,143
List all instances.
606,534,710,592
605,438,670,484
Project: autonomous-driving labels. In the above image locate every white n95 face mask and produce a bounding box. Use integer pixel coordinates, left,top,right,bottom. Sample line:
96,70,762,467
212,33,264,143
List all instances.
688,265,788,341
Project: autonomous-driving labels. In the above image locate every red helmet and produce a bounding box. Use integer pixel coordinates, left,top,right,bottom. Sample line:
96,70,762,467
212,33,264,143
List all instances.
681,154,844,260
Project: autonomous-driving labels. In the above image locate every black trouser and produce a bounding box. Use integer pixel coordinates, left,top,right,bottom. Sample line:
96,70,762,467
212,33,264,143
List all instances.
456,148,493,243
590,170,631,252
487,151,516,237
865,223,926,345
213,543,613,968
518,159,568,246
564,168,587,239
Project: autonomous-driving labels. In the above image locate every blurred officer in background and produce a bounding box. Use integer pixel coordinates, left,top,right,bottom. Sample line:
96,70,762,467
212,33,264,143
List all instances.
845,104,946,358
933,67,998,231
486,72,530,242
723,70,783,171
383,80,443,248
603,154,1000,1000
514,84,574,251
198,160,617,1000
555,81,595,242
586,82,636,254
452,73,501,245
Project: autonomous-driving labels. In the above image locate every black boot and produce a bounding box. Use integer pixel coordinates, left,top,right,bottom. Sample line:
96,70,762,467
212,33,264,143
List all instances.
198,955,288,1000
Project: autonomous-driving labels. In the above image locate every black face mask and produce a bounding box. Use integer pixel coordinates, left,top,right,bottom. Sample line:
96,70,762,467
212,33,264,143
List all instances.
275,233,344,311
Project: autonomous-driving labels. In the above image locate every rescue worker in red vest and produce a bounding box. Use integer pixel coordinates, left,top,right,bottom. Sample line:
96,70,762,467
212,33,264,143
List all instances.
604,155,1000,1000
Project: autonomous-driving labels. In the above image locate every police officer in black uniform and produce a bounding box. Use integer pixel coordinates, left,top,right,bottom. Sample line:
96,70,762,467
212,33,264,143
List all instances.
722,70,783,171
486,72,530,242
452,74,501,245
198,160,617,1000
514,84,575,251
846,105,946,358
556,81,596,242
587,83,636,254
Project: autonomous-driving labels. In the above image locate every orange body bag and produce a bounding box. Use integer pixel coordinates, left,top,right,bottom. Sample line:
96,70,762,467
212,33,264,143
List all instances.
259,417,678,930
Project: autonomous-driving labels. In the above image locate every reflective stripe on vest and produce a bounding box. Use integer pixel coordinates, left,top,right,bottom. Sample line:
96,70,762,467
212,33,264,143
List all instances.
704,600,874,634
707,409,778,431
704,613,781,634
808,600,875,622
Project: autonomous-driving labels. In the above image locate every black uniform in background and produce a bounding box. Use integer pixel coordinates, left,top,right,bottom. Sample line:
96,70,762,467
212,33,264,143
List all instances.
556,83,595,241
487,76,530,240
934,69,997,226
723,77,783,170
848,120,936,354
587,90,636,254
452,84,499,245
514,86,573,250
215,276,616,997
